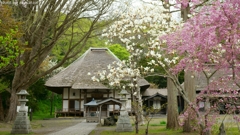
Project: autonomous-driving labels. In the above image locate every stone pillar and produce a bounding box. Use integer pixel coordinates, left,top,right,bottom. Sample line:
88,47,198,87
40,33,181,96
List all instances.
11,90,31,134
116,89,133,132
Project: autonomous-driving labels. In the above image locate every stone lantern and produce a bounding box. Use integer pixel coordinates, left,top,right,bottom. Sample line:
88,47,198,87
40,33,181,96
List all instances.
11,90,31,134
17,90,29,112
118,90,128,112
116,89,133,132
119,89,128,100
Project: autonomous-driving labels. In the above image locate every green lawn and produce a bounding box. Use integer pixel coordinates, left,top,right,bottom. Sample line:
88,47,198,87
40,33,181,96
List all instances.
1,115,240,135
92,126,198,135
90,116,240,135
94,126,240,135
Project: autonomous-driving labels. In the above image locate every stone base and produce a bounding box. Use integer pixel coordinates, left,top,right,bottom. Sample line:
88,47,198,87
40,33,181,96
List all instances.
11,112,31,134
116,114,133,132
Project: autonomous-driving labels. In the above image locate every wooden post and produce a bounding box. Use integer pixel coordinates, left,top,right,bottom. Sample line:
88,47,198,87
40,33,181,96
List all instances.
99,105,102,125
84,90,87,117
79,89,81,116
68,88,70,114
148,99,150,108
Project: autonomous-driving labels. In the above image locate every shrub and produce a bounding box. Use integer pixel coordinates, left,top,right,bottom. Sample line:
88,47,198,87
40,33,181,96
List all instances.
160,121,166,125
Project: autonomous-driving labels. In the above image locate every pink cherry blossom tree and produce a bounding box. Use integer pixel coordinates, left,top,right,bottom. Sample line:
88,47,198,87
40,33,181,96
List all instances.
161,0,240,134
94,0,240,134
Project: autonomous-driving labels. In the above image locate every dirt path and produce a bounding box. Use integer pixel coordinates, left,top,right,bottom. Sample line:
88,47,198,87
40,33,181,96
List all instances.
0,118,84,134
0,118,116,135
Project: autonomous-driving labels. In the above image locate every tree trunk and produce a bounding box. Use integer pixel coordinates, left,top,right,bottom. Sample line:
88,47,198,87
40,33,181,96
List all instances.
166,77,179,129
0,93,4,121
183,71,196,132
218,123,226,135
132,95,139,134
181,4,190,22
135,114,139,134
4,90,18,122
180,1,195,132
137,87,145,125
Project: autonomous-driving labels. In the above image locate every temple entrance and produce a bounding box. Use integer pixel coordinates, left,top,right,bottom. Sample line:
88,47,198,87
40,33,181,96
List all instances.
69,100,80,111
84,98,122,123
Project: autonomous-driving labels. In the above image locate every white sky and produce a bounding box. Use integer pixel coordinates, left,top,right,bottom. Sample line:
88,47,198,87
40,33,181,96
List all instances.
130,0,181,21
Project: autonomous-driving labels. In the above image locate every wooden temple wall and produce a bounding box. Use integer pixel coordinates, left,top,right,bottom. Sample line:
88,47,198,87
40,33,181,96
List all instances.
58,88,132,117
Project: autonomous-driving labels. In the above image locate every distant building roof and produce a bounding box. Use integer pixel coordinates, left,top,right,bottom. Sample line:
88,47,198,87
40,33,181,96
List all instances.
195,67,236,91
142,88,167,97
84,98,122,106
84,98,98,106
143,92,167,101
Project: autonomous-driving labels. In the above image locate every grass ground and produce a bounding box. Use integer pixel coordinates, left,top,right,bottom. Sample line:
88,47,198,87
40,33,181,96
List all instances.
90,116,240,135
0,115,239,135
90,125,199,135
90,117,198,135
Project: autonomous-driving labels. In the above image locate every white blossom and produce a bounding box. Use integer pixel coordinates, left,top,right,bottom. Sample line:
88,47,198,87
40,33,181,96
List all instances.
150,69,154,73
150,50,155,56
91,76,99,82
128,83,134,87
151,60,156,65
138,35,141,39
99,74,105,81
109,82,114,86
144,67,150,71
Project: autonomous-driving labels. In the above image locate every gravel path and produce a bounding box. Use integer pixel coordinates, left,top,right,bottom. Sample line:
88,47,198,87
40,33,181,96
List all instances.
47,119,98,135
0,118,92,135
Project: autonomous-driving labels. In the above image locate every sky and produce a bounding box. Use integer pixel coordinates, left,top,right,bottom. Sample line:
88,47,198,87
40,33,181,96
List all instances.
130,0,181,21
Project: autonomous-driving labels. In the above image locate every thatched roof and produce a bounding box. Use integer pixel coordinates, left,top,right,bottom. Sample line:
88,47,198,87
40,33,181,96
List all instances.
45,47,149,91
142,88,167,97
195,67,235,91
143,92,167,101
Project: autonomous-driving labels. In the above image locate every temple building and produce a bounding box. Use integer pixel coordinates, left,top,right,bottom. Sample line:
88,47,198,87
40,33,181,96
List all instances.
45,48,150,117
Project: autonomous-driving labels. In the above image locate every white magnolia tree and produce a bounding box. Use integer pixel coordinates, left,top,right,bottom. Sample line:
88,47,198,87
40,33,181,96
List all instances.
92,4,180,133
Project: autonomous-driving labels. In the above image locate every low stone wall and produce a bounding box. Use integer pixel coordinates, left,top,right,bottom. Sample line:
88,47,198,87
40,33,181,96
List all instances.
86,116,98,123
